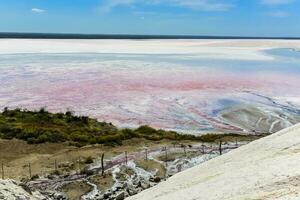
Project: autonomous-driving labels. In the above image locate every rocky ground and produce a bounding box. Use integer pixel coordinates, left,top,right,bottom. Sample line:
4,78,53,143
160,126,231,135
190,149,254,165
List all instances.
128,124,300,200
1,142,245,200
0,179,46,200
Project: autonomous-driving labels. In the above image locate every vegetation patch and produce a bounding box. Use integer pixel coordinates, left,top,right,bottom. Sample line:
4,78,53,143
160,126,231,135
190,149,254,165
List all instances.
0,108,261,147
88,173,114,192
157,151,202,162
136,160,166,178
60,181,92,200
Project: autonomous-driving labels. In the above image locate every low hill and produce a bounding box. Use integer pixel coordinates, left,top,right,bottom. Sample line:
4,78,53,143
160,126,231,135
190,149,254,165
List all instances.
128,123,300,200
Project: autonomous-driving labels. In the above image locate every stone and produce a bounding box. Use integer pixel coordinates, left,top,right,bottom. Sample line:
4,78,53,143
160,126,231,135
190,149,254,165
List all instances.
153,177,161,183
115,191,125,200
18,183,32,195
53,192,67,200
103,191,112,199
114,182,124,191
140,180,150,190
126,184,138,196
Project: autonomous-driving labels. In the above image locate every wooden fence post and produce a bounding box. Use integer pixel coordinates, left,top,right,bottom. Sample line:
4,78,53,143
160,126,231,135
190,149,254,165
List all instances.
101,153,105,177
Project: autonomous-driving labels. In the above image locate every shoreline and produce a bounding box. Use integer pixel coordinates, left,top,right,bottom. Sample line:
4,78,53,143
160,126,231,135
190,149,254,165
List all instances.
1,32,300,40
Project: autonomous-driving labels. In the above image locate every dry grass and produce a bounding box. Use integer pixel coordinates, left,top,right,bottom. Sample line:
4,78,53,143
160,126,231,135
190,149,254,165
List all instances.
156,151,203,162
136,160,166,178
0,138,191,180
88,173,114,192
61,181,92,200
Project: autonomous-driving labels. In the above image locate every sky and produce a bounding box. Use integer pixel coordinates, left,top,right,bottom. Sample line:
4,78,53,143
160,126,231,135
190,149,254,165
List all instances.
0,0,299,37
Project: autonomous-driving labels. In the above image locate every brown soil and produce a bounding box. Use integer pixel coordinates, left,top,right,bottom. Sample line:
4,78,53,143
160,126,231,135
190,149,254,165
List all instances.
88,173,114,192
61,181,92,200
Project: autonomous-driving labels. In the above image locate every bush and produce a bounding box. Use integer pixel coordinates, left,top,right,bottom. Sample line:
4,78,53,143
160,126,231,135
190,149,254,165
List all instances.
135,125,157,135
84,156,94,164
0,108,234,147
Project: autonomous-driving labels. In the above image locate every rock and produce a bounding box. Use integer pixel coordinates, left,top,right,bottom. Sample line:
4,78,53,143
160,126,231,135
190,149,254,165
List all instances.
137,188,143,193
95,194,104,200
149,177,154,182
150,182,157,187
126,184,138,196
103,190,112,199
30,174,40,181
124,191,129,198
153,177,161,183
140,180,150,190
0,179,47,199
115,191,125,200
47,174,57,180
113,182,124,191
18,183,32,195
53,192,67,200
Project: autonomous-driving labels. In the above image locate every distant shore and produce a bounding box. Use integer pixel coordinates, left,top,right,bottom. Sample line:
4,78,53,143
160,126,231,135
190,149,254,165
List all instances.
1,32,300,40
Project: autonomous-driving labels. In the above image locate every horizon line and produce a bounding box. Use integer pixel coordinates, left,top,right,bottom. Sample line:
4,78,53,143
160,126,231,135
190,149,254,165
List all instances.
0,32,300,40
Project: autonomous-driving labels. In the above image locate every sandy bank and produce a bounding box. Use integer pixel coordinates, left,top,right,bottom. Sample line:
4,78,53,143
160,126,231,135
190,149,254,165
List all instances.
127,123,300,200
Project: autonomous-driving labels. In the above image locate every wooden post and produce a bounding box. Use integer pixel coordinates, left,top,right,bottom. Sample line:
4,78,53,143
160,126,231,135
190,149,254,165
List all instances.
125,151,128,165
1,163,4,179
28,163,32,178
219,140,222,155
101,153,105,176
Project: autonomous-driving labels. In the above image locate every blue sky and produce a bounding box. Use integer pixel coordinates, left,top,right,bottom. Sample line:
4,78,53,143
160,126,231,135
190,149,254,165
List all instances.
0,0,299,36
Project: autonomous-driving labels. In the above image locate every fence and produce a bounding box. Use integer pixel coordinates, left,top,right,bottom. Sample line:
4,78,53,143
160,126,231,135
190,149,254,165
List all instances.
0,141,241,183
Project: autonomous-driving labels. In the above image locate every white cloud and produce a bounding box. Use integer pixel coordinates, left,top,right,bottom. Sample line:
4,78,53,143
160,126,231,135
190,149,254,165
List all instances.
261,0,294,5
98,0,135,12
98,0,233,12
266,10,289,17
167,0,233,11
31,8,46,13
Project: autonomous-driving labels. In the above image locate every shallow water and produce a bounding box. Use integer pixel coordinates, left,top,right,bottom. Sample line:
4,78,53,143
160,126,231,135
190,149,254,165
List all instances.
1,48,300,133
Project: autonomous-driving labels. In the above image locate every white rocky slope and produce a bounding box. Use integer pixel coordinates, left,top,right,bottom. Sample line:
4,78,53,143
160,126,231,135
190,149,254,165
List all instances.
0,179,46,200
128,123,300,200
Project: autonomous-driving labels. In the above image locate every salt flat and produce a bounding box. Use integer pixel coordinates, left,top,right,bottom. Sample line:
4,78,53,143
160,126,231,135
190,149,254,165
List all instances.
127,123,300,200
1,39,300,133
1,39,300,59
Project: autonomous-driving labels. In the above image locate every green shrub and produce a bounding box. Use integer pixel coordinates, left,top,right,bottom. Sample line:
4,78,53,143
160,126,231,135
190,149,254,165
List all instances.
0,108,252,147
